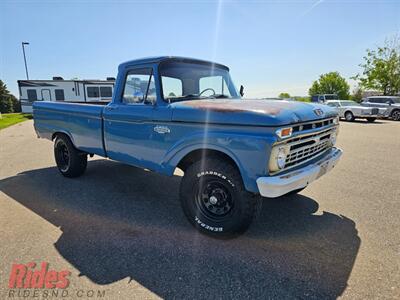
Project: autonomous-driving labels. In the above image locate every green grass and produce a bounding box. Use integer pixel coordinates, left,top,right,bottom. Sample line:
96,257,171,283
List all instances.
0,113,33,130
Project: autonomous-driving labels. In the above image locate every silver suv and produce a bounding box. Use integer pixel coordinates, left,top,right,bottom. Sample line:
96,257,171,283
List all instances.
361,96,400,121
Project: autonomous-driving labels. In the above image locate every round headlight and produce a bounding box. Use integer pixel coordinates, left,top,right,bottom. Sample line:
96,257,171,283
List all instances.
277,148,287,169
269,146,289,172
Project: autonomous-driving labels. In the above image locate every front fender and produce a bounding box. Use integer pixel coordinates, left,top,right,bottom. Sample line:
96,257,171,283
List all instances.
162,131,275,193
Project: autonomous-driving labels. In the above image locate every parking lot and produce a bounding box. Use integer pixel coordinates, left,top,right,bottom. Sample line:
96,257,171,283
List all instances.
0,119,399,299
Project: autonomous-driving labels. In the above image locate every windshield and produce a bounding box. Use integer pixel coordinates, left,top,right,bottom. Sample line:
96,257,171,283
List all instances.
159,61,239,102
340,101,360,106
392,97,400,104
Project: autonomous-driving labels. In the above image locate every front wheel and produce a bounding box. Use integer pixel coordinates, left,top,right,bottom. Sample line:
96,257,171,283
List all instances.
345,111,355,122
54,135,87,178
366,117,376,122
180,159,260,238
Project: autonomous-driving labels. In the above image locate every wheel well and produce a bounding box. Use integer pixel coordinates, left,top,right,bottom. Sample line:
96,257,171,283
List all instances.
345,110,353,116
52,132,67,141
177,149,240,174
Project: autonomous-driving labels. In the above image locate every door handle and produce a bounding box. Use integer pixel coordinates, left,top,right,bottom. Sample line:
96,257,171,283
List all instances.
105,106,118,111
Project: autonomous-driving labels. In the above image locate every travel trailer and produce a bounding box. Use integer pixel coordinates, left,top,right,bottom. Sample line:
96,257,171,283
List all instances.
18,77,115,113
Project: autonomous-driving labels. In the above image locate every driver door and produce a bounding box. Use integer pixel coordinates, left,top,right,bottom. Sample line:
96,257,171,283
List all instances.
103,67,158,170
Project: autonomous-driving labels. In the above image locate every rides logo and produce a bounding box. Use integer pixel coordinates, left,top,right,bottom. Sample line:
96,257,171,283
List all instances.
8,262,70,289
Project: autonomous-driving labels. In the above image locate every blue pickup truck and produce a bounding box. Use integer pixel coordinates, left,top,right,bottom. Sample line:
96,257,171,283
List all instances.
33,56,342,237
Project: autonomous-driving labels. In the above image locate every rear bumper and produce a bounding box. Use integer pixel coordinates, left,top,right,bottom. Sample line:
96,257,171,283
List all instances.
256,147,342,198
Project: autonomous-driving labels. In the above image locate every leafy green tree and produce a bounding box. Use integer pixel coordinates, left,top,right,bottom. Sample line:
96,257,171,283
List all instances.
278,92,291,99
0,79,9,96
11,94,21,112
353,36,400,95
309,72,350,99
350,87,363,103
0,80,20,113
0,96,13,113
0,80,15,113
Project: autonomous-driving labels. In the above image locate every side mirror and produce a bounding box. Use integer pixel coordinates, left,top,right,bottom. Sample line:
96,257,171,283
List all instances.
239,85,244,97
386,101,392,106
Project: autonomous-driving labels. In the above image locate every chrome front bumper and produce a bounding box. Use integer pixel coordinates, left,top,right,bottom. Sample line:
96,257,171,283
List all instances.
256,147,342,198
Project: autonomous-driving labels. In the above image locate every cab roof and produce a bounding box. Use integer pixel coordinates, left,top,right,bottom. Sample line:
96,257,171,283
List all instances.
118,56,229,71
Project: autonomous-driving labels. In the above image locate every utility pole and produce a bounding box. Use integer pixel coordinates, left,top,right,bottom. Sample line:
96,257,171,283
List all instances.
22,42,30,80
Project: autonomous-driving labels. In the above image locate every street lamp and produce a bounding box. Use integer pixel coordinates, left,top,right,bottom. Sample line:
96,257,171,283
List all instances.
21,42,30,80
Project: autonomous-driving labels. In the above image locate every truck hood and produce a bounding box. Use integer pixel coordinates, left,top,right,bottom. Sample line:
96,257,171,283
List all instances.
170,99,337,126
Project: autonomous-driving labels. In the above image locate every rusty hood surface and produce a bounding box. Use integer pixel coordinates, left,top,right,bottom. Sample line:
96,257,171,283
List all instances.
170,99,337,126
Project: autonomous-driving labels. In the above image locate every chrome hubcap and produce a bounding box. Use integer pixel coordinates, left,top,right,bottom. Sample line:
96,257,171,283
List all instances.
209,196,218,205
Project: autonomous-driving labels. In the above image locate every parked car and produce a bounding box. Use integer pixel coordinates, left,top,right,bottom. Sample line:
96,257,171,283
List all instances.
33,56,342,238
361,96,400,121
326,100,379,122
311,94,338,103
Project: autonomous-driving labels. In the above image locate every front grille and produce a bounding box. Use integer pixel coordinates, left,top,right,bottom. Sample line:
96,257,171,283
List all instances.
371,108,379,115
283,127,336,170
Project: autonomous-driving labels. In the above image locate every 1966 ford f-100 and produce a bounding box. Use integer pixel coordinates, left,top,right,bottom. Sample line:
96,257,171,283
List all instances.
33,56,342,237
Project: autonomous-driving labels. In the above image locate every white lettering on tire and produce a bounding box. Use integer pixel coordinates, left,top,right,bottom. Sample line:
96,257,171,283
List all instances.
196,170,235,187
195,216,223,232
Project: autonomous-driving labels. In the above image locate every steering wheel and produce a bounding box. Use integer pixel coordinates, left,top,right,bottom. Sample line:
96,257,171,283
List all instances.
199,88,216,97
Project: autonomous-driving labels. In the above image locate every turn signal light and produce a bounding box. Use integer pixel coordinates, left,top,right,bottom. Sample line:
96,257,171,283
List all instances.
276,127,293,139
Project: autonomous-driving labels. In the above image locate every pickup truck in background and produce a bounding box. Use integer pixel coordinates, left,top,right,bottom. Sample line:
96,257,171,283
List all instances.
33,56,342,237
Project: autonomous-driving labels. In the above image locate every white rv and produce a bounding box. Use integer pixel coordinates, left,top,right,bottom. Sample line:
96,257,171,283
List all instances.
18,77,115,113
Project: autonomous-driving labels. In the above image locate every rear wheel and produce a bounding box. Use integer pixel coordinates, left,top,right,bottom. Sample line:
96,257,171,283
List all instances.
391,110,400,121
366,117,376,122
180,158,260,238
345,111,354,122
54,135,87,178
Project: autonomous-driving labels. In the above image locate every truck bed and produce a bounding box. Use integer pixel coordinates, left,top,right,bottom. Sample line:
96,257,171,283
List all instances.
33,101,106,156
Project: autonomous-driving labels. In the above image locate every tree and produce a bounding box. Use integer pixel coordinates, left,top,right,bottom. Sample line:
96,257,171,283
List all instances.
351,87,363,103
11,94,21,112
309,72,350,99
278,92,291,99
0,80,14,113
0,80,20,113
353,35,400,95
0,96,13,113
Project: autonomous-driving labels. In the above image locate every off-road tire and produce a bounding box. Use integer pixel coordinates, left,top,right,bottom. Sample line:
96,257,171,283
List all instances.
366,117,376,122
54,134,87,178
180,158,260,238
345,111,355,122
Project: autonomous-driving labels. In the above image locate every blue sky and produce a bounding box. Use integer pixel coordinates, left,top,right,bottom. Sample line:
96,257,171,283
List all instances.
1,0,399,98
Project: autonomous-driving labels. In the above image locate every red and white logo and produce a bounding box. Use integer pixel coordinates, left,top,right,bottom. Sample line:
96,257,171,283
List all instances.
8,262,70,289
